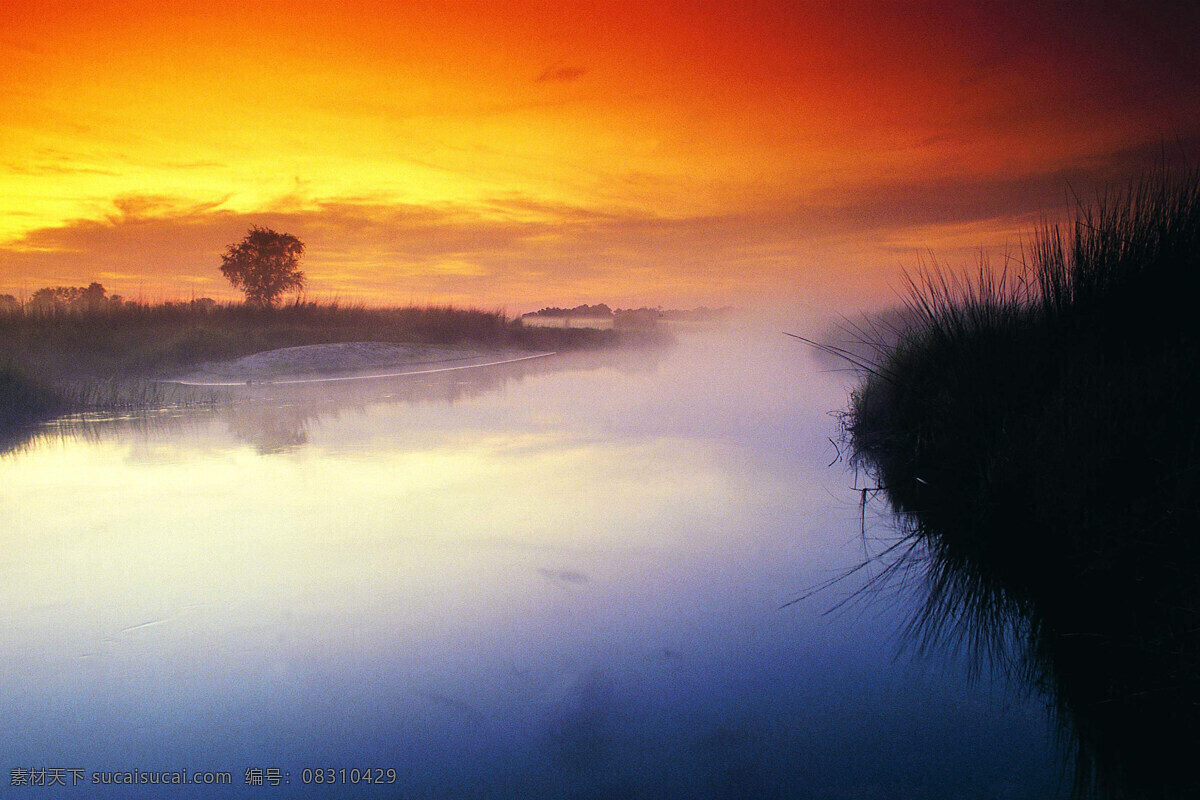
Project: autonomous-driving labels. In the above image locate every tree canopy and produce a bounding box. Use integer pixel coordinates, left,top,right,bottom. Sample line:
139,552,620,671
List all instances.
28,282,113,313
219,227,305,307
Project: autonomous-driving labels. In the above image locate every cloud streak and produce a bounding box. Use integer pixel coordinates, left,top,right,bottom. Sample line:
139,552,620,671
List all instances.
536,63,587,83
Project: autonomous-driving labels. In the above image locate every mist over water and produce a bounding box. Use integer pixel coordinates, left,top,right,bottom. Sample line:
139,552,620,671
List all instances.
1,321,1063,798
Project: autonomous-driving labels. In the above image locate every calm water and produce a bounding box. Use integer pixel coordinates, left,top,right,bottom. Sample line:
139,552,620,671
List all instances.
1,325,1064,799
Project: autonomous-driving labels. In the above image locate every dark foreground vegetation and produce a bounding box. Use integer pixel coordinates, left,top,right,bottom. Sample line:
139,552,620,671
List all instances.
0,299,665,432
844,172,1200,799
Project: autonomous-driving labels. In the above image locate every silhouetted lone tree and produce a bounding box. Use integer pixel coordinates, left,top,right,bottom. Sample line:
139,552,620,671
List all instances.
219,227,305,307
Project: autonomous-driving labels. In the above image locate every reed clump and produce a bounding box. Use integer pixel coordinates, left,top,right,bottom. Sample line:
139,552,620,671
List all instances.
845,171,1200,799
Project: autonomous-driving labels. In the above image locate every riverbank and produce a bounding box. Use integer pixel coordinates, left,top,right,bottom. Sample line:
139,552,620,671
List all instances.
168,342,554,386
844,172,1200,798
0,301,668,429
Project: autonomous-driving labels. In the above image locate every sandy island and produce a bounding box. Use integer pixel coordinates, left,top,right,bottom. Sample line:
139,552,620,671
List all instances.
167,342,554,386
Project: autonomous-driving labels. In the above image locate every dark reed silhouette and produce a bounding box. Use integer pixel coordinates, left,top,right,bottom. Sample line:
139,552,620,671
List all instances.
844,171,1200,799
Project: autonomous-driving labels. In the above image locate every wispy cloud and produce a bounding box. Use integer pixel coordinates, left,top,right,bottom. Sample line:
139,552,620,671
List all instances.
535,62,587,83
1,162,120,177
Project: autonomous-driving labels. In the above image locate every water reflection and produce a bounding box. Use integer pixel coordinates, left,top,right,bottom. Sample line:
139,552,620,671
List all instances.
869,494,1200,800
6,344,673,458
851,349,1200,798
1,329,1063,799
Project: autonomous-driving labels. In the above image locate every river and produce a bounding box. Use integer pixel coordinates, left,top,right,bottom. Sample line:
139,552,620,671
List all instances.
0,323,1063,798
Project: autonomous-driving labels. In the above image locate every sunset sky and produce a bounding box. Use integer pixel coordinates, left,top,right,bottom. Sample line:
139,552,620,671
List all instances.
2,1,1198,312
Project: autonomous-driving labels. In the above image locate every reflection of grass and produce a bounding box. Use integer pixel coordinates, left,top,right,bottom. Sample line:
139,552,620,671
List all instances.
845,172,1200,799
0,301,665,425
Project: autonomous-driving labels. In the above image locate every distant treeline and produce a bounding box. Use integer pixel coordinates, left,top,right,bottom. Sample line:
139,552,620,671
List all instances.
522,304,736,321
0,283,220,316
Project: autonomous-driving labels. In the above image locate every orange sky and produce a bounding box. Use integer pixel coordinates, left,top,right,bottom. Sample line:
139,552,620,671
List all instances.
1,1,1197,312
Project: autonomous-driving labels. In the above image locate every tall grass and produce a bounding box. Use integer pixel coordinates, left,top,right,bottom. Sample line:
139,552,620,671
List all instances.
843,170,1200,799
2,301,497,378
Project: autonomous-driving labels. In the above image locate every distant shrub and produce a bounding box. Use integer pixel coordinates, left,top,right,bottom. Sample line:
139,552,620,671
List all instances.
26,282,116,315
